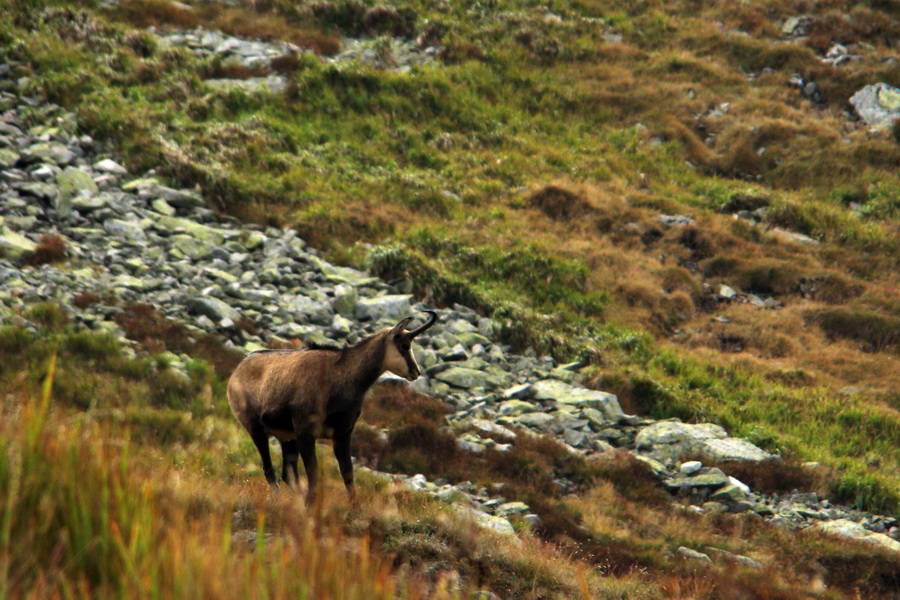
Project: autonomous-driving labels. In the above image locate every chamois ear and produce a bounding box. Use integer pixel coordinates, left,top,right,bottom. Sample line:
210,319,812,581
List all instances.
390,317,413,336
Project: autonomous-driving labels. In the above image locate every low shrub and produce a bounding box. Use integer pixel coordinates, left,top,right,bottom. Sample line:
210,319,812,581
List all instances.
813,308,900,352
23,234,67,266
527,184,593,221
113,303,244,376
706,457,829,495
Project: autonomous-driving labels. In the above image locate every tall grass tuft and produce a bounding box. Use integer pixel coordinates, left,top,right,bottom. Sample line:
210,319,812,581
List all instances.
0,354,437,600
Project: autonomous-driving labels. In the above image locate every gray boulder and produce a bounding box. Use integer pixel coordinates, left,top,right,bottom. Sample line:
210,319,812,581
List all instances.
816,519,900,554
56,167,98,218
189,297,241,324
331,283,358,316
700,438,772,463
635,421,772,465
0,221,36,263
850,83,900,130
25,142,75,165
677,546,712,564
292,294,333,325
530,379,626,421
93,158,128,175
0,148,19,168
434,366,501,390
355,294,412,321
104,218,147,242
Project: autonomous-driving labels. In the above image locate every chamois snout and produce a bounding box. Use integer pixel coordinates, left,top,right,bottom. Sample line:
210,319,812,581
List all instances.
385,311,438,381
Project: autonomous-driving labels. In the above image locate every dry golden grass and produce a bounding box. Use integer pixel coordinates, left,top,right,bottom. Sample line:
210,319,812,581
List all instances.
109,0,342,55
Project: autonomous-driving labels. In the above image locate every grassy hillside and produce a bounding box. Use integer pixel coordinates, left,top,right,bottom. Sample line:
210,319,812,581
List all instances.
3,319,899,598
2,0,900,596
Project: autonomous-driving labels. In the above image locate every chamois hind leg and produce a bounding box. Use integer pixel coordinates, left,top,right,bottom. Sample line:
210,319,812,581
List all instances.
248,420,278,487
297,432,318,506
333,430,357,507
280,438,300,488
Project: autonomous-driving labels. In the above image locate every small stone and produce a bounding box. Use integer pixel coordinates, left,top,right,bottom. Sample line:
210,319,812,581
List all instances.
710,483,748,503
170,234,212,260
189,297,241,323
331,314,353,336
469,418,516,440
331,283,357,316
697,438,772,463
530,379,626,421
658,214,696,227
512,412,556,429
104,219,147,242
154,215,225,245
666,468,729,490
563,428,589,448
19,181,57,201
72,193,109,211
441,344,468,361
93,158,128,174
403,474,430,492
502,383,532,399
498,399,538,417
151,198,176,216
497,501,529,515
706,547,763,570
718,284,737,299
0,148,19,168
680,461,703,475
114,275,146,290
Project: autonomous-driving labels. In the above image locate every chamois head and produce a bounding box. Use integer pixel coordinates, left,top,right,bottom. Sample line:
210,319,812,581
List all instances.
382,310,438,381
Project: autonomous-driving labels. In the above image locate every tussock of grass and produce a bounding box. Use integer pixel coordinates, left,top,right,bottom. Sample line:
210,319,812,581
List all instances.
0,398,436,599
22,233,67,266
812,308,900,353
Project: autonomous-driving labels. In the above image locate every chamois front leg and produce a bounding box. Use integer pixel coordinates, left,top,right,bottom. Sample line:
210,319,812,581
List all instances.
297,432,318,506
333,430,358,507
248,420,278,487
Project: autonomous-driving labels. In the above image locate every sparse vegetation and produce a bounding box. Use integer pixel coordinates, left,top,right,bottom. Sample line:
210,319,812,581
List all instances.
3,329,899,598
3,0,900,596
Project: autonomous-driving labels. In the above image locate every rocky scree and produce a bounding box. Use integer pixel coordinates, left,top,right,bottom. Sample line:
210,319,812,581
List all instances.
0,63,898,552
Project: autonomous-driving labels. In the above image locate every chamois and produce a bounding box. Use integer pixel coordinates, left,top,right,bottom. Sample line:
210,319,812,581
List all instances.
227,311,438,505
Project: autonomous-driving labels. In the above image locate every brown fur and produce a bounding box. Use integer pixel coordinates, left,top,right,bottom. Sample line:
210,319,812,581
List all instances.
227,312,437,504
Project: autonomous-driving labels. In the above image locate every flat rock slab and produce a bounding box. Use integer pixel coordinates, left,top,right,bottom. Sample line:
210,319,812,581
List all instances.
666,468,729,490
697,437,772,463
153,215,225,245
677,546,712,563
816,519,900,554
434,366,501,390
635,421,771,465
530,379,626,421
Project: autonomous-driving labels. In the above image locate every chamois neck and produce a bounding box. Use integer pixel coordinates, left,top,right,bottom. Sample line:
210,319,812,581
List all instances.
341,332,388,391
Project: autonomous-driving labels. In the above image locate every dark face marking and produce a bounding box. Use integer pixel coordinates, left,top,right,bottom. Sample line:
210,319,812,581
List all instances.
385,334,420,381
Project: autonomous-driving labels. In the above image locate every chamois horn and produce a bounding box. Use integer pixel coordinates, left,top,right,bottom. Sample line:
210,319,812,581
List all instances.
406,310,438,338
